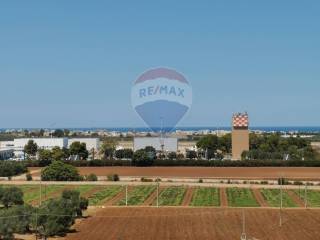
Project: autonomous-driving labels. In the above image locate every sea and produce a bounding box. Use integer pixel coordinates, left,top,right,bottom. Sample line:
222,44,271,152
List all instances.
1,127,320,133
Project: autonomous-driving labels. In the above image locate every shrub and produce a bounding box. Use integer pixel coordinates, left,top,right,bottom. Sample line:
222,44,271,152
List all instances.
107,174,120,182
0,187,24,208
26,173,33,181
41,161,81,181
278,177,289,185
0,161,27,178
198,179,203,183
141,177,153,182
85,173,98,182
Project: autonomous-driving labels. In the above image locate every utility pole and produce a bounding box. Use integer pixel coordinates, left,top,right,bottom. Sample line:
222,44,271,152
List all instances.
39,179,42,206
125,185,128,206
157,181,159,208
279,175,283,227
304,183,308,209
240,210,247,240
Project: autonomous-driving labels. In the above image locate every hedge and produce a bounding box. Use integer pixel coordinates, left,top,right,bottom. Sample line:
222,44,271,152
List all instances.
26,159,320,167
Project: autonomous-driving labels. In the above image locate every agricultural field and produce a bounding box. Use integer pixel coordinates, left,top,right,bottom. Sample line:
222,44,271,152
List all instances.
118,186,156,206
2,184,320,209
89,186,123,206
261,189,297,208
227,188,259,207
190,187,220,206
294,189,320,207
155,187,186,206
65,207,320,240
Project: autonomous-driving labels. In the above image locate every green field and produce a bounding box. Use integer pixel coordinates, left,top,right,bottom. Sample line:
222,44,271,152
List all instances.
294,189,320,207
156,187,186,206
89,186,123,206
227,188,259,207
118,186,156,206
261,189,297,208
190,187,220,206
1,184,316,208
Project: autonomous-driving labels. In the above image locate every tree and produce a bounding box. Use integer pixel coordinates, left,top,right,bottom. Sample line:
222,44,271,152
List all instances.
33,191,88,239
0,187,24,208
0,161,27,178
0,205,33,240
115,149,133,159
52,129,64,138
168,152,177,160
24,140,38,156
38,149,53,166
51,146,65,161
186,150,197,160
41,161,81,181
100,138,118,160
132,149,154,166
69,142,89,160
61,190,88,217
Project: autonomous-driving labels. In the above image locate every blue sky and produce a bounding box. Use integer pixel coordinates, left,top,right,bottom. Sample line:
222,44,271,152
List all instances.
0,1,319,128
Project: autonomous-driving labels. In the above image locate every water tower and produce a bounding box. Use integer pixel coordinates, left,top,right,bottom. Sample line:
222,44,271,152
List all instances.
232,112,249,160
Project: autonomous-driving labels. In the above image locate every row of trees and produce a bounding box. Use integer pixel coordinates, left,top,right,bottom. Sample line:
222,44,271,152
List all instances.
24,140,89,164
0,161,27,178
0,187,88,240
242,133,316,160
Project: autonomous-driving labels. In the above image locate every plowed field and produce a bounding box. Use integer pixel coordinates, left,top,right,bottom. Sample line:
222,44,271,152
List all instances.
66,208,320,240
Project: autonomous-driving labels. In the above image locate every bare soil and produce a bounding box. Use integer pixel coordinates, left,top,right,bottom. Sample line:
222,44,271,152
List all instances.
253,189,269,207
65,207,320,240
29,167,320,180
286,190,305,207
220,188,228,207
181,187,194,206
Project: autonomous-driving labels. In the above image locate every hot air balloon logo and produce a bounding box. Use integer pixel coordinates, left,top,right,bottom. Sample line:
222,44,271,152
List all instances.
131,67,192,132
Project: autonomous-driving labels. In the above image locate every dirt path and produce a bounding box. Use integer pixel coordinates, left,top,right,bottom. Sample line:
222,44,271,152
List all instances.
104,186,133,206
286,190,305,207
253,189,269,207
143,186,165,206
181,187,194,206
220,188,228,207
81,186,105,198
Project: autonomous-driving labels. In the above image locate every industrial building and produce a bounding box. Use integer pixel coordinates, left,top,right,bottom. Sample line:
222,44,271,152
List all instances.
0,138,100,160
134,137,178,152
232,112,250,160
68,138,100,151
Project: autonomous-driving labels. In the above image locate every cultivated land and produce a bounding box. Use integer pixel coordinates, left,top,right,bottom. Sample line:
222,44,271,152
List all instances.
65,208,320,240
1,184,317,208
28,167,320,180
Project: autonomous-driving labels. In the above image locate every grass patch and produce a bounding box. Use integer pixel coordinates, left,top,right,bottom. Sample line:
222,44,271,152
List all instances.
294,189,320,207
89,186,123,206
24,185,65,204
190,187,220,206
227,188,259,207
118,186,156,206
261,189,297,208
156,187,186,206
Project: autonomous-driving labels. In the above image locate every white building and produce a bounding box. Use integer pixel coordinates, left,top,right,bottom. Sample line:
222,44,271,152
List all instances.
0,148,14,160
68,138,100,151
134,137,178,152
13,138,68,158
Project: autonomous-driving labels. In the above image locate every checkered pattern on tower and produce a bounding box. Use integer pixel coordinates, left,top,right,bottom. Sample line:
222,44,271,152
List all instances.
232,113,249,128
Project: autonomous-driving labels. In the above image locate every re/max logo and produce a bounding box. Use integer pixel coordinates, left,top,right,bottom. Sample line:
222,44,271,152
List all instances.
139,85,185,98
